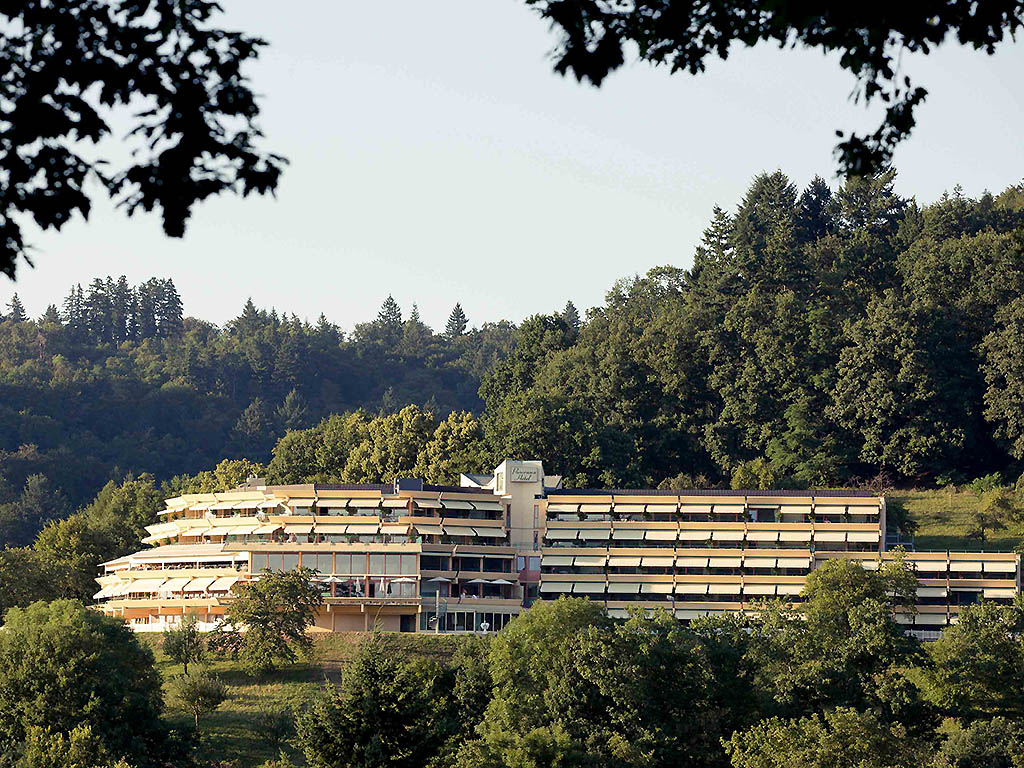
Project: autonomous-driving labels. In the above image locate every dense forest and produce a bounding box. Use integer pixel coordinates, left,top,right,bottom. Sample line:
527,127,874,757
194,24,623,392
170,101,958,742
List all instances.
2,170,1024,552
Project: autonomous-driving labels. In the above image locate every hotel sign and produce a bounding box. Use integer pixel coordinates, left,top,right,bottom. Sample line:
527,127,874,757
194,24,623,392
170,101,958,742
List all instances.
509,466,540,483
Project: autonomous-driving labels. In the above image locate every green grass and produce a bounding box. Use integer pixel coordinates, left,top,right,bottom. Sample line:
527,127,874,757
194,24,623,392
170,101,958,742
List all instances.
149,632,470,767
892,489,1024,552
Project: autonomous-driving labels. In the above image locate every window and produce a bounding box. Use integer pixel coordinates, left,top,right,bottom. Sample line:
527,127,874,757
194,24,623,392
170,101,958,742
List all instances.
252,553,269,573
335,554,351,574
369,554,386,574
401,554,417,574
528,556,540,570
422,555,449,571
317,553,333,574
385,554,402,574
516,556,526,571
282,553,299,571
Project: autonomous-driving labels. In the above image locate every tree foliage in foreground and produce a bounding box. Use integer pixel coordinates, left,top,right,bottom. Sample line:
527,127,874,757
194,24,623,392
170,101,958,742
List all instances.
0,600,179,768
0,1,285,279
524,1,1024,176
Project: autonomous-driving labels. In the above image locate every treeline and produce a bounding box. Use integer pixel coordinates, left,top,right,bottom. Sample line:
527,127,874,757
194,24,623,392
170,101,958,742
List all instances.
5,561,1024,768
0,280,521,544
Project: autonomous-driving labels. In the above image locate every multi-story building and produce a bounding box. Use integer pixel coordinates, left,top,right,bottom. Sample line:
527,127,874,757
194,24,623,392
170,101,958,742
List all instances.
93,460,1021,636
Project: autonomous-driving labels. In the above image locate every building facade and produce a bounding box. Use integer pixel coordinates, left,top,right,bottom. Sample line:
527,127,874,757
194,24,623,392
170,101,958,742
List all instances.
93,460,1021,635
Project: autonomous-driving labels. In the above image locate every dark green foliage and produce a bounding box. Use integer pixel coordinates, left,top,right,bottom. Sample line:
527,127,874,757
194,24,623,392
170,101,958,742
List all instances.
169,667,228,728
0,600,173,767
0,1,284,278
523,2,1024,176
446,303,469,339
163,614,205,675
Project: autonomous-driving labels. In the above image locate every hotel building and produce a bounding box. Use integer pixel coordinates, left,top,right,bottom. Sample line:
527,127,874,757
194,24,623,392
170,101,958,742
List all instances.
94,460,1021,636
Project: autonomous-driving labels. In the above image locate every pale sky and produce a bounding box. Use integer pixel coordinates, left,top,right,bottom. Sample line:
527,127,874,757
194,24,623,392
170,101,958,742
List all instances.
3,2,1023,331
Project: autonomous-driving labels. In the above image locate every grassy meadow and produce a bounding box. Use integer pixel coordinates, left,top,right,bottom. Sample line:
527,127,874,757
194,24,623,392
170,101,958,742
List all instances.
891,489,1024,552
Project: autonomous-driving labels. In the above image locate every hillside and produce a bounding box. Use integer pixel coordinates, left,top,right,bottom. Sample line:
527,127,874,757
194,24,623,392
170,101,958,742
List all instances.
895,489,1024,552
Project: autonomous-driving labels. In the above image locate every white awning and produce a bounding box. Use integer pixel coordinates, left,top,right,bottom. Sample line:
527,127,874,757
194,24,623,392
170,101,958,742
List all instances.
678,530,712,541
708,557,742,568
613,503,646,514
316,524,349,535
983,588,1017,598
254,524,282,535
209,576,240,592
746,530,779,542
258,498,284,509
675,583,709,594
123,578,166,594
285,523,313,535
743,584,777,595
640,583,674,594
92,584,119,599
573,582,606,594
579,503,611,514
442,526,476,536
183,577,216,592
645,529,679,541
983,561,1017,573
573,555,607,567
607,556,642,567
711,530,744,541
859,560,880,570
917,587,947,597
611,529,645,540
382,499,410,509
607,608,630,618
346,524,381,535
641,556,674,568
675,609,709,619
676,557,709,568
348,498,381,508
471,527,507,538
540,582,573,593
208,501,236,510
779,505,812,516
472,500,504,511
815,505,847,516
645,504,678,514
440,500,475,510
847,531,880,542
579,529,611,540
744,558,777,570
380,524,410,535
778,530,812,542
607,583,640,594
413,524,443,535
707,583,742,595
289,499,317,508
775,583,803,595
541,555,574,566
776,558,811,569
679,505,712,515
813,531,846,542
232,500,259,510
914,613,949,625
949,561,984,572
413,498,443,509
712,505,745,515
546,503,579,514
158,577,192,593
545,529,579,540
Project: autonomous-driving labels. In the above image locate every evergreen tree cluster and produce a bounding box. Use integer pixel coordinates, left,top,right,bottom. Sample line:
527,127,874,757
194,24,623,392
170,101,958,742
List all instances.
61,276,184,345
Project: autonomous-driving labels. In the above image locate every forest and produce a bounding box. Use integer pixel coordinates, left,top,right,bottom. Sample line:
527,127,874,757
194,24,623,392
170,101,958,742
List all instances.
2,170,1024,552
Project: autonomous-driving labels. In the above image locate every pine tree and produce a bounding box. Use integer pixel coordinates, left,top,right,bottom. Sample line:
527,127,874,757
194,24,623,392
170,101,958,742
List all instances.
110,275,132,343
377,295,403,343
563,301,580,334
61,284,86,341
155,278,184,338
134,279,158,339
6,293,27,322
445,303,468,339
40,304,61,325
276,389,310,431
84,277,113,343
232,298,262,337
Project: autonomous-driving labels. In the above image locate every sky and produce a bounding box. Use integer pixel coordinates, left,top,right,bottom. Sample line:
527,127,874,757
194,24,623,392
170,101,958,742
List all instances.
3,2,1023,331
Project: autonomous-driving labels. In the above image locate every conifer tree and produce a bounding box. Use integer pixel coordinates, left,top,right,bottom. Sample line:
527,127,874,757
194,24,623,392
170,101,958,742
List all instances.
6,293,26,322
445,303,468,339
155,278,184,337
563,301,580,335
377,295,403,343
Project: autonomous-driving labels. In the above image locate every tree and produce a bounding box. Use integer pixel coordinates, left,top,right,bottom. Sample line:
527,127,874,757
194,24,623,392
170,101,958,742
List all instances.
17,723,132,768
210,568,323,674
169,668,228,728
0,548,52,622
163,614,204,675
916,600,1024,718
931,717,1024,768
562,300,580,336
413,411,489,485
981,296,1024,459
276,389,311,432
0,600,170,767
6,293,27,322
343,405,437,483
1,1,284,279
523,2,1024,176
445,303,468,339
296,634,460,768
724,707,930,768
